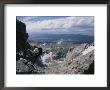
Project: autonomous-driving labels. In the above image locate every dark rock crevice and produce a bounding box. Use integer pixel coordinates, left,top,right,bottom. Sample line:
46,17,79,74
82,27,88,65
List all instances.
83,61,94,74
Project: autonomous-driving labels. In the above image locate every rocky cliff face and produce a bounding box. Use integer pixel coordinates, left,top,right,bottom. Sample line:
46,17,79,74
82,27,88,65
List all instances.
16,19,45,74
16,19,28,53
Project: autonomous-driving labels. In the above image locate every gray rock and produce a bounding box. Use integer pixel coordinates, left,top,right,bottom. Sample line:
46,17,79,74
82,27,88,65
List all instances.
44,43,94,74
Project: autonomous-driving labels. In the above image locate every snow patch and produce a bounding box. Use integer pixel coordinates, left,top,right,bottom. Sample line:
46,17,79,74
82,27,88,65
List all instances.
82,46,94,55
41,52,53,64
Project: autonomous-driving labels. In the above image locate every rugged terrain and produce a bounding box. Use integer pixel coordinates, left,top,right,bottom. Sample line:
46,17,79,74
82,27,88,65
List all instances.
44,43,94,74
16,19,94,74
16,19,45,74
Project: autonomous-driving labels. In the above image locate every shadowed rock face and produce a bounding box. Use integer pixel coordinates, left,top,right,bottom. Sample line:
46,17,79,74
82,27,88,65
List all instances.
83,61,94,74
16,19,29,54
16,19,44,74
16,19,26,33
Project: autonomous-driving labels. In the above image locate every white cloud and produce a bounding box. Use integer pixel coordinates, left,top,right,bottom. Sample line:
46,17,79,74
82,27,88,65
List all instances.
18,16,38,23
19,16,94,33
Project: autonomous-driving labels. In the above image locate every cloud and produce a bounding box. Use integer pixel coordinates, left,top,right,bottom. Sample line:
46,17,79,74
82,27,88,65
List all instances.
17,16,94,35
17,16,38,23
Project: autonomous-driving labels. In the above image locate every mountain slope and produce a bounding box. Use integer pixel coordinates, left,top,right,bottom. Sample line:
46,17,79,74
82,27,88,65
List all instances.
44,43,94,74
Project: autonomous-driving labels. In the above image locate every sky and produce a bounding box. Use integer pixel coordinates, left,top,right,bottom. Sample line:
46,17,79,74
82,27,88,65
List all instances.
16,16,94,36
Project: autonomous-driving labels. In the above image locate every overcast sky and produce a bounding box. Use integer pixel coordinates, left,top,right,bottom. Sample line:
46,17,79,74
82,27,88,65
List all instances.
17,16,94,36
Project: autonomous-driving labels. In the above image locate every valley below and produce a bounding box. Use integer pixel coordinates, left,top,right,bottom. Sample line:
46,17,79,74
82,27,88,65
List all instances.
17,34,94,74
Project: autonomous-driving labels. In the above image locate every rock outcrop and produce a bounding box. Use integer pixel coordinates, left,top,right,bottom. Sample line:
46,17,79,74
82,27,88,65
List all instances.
16,19,45,74
16,19,29,54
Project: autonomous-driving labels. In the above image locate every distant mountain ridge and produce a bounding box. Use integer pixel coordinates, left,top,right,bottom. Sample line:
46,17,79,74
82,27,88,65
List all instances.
28,33,94,44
